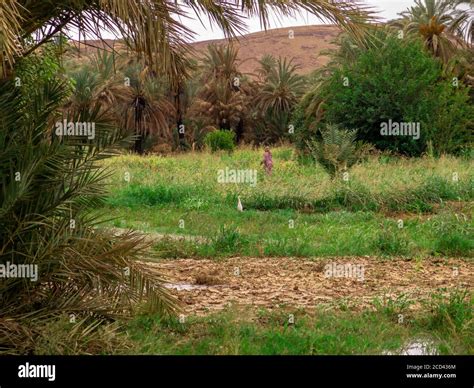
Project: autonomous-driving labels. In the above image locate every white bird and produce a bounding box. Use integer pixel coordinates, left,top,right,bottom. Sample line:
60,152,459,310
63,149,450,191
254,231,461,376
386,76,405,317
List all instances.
237,196,243,212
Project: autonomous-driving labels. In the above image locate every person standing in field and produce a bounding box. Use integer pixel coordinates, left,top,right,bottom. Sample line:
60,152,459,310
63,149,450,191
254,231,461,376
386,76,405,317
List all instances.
262,146,273,175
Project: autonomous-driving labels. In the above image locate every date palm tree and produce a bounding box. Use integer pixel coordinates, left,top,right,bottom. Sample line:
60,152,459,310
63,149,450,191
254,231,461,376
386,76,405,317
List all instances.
306,124,372,178
122,63,175,153
254,56,306,142
255,56,306,116
255,54,278,82
192,44,252,139
394,0,473,62
0,74,177,354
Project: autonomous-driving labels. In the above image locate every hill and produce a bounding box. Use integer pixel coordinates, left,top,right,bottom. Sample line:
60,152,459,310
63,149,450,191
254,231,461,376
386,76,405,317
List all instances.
71,25,340,75
192,25,340,75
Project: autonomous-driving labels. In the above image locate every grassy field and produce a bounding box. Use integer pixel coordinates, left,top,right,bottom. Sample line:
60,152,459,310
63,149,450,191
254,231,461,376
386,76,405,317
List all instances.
98,147,473,258
89,147,473,355
35,290,473,355
126,296,473,355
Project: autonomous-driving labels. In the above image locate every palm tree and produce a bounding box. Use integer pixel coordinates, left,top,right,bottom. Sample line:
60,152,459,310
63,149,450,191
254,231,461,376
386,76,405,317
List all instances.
192,44,251,138
65,50,130,120
66,53,175,154
122,63,175,153
194,77,246,131
255,54,277,82
395,0,472,62
89,50,129,107
306,124,371,178
456,0,473,44
254,56,306,142
256,56,306,115
201,44,241,85
0,75,176,354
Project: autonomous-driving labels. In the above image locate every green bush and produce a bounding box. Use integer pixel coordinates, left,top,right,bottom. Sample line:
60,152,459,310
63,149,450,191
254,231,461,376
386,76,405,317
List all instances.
304,36,473,156
204,130,236,152
210,225,248,254
306,124,373,178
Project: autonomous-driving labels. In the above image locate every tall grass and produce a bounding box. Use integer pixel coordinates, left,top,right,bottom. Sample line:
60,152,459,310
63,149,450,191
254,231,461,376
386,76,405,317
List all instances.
103,149,473,214
99,148,473,258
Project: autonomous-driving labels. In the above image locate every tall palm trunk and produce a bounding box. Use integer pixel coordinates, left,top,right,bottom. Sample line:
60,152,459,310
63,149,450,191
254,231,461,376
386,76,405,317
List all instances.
133,95,146,154
174,81,186,149
236,117,244,143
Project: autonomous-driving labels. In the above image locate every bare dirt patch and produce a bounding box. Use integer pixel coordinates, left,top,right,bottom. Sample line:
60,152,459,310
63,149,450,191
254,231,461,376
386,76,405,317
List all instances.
145,257,473,316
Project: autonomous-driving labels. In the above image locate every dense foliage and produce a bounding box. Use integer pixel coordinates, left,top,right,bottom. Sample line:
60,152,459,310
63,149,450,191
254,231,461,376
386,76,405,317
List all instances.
204,129,236,152
297,36,473,156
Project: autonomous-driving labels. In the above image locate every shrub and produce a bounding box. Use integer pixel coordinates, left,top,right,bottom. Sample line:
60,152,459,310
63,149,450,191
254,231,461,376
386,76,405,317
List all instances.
210,225,248,254
373,294,414,321
306,36,473,156
204,130,236,152
306,124,372,178
328,181,379,211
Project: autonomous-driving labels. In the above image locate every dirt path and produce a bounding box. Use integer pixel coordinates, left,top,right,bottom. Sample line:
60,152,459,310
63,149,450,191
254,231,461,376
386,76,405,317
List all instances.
145,257,473,315
110,227,208,243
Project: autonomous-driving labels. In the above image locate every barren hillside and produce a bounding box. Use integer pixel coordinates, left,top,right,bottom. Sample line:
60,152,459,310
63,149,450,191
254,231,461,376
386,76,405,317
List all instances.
192,25,340,74
72,25,340,75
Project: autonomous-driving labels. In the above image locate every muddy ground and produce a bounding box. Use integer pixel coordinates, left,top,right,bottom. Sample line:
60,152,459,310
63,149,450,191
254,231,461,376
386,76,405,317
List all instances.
145,257,473,315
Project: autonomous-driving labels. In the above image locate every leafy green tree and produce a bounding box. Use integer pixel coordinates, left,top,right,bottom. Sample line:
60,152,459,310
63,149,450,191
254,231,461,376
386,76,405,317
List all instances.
314,36,472,155
204,129,236,152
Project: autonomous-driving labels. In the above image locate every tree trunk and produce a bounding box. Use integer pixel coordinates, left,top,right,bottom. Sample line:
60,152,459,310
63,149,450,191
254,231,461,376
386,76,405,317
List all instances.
236,117,244,143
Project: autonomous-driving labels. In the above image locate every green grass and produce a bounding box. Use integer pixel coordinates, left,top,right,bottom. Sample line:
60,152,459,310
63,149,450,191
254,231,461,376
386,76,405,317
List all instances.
97,147,473,259
125,290,473,355
100,206,472,258
101,148,473,212
31,290,473,355
39,148,472,355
